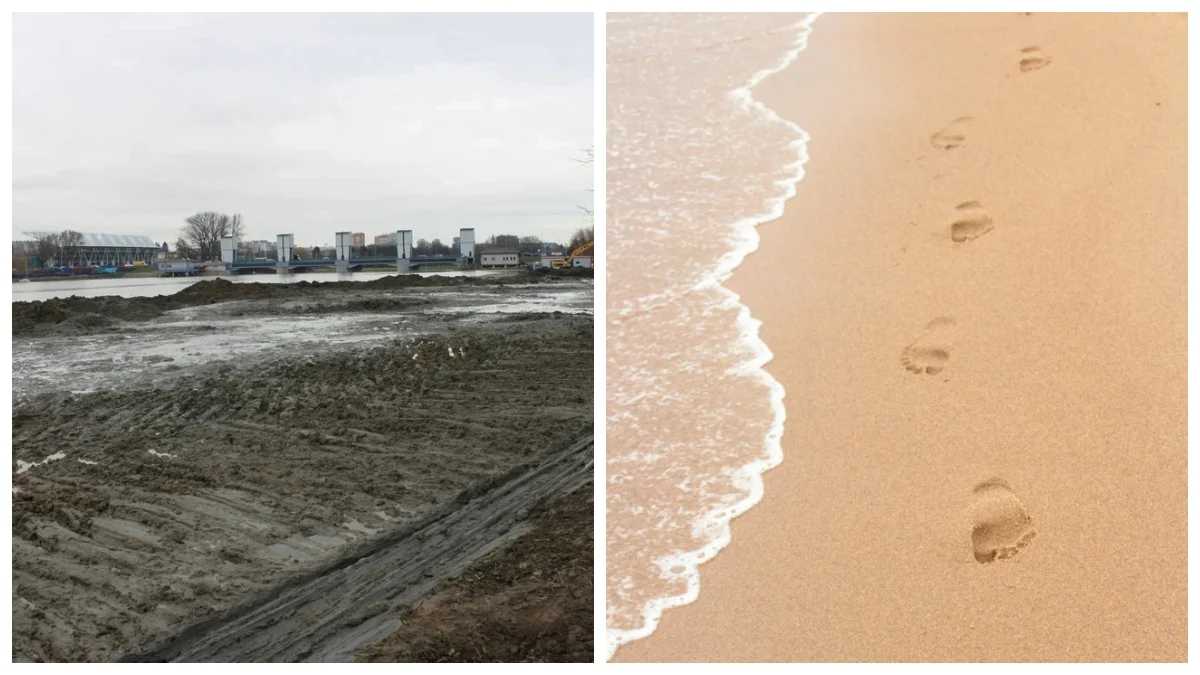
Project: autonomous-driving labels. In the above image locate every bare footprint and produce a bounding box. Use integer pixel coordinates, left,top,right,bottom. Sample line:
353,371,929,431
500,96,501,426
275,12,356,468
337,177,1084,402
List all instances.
930,116,974,150
900,316,954,376
969,479,1036,563
949,201,993,243
1019,46,1052,72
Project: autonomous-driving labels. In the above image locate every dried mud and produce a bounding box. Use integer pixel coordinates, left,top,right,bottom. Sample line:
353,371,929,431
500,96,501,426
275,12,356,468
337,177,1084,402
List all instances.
11,287,593,662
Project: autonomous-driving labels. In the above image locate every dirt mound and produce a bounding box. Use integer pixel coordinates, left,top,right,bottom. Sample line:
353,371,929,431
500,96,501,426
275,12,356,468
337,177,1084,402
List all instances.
11,273,570,336
359,274,478,290
12,296,170,336
170,278,279,301
360,486,593,663
528,267,594,280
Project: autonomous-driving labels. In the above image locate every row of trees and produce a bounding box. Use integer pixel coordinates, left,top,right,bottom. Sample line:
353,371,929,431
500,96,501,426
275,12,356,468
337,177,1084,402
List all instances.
477,234,547,254
566,226,594,254
414,239,455,256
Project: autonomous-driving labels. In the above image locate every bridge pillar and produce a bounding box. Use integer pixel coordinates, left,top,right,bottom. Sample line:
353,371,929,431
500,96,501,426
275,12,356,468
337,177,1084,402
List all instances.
276,234,294,274
459,228,475,267
220,236,238,274
395,230,413,273
335,231,352,274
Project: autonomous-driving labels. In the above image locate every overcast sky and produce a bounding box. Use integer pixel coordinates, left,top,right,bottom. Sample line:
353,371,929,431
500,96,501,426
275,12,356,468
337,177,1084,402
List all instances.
13,13,594,247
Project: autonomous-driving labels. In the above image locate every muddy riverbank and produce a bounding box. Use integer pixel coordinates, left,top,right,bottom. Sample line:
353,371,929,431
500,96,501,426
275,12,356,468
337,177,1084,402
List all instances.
11,269,592,337
11,279,593,662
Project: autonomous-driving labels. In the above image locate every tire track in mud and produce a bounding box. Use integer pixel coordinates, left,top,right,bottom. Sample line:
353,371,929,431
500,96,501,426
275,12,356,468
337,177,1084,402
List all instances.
124,432,594,663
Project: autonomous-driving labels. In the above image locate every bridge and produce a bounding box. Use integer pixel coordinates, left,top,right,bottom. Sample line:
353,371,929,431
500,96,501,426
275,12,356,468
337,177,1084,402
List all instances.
220,228,477,275
226,255,461,274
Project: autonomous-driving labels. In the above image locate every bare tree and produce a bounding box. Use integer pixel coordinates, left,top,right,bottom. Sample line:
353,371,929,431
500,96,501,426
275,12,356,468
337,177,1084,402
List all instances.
181,212,246,261
58,230,85,265
174,237,197,260
567,226,594,253
575,145,594,224
34,232,60,268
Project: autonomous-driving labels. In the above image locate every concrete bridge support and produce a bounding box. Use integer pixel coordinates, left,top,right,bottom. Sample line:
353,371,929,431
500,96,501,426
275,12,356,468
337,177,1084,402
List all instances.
276,234,294,275
220,236,238,275
395,230,413,273
459,228,475,268
334,232,353,274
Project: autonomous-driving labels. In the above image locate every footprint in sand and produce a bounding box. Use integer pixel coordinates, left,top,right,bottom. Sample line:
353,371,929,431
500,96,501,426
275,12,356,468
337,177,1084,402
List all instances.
1019,46,1052,72
900,316,955,376
930,117,974,150
949,201,993,243
969,479,1036,563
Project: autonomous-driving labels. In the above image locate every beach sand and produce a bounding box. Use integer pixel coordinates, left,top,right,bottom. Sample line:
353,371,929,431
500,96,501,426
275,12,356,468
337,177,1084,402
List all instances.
614,12,1186,662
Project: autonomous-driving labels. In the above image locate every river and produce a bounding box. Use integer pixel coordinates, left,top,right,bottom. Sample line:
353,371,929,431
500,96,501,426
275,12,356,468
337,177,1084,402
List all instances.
11,270,510,302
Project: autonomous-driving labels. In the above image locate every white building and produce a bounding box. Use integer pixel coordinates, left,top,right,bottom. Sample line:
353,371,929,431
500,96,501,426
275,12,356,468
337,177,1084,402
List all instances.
480,250,520,268
571,256,593,269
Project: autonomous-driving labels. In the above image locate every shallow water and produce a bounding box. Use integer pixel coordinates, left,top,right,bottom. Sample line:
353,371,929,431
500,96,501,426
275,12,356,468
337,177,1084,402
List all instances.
606,12,818,658
11,269,507,303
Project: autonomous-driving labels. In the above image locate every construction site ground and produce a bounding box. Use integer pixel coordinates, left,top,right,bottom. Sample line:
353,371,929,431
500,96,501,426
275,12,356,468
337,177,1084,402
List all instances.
10,276,594,662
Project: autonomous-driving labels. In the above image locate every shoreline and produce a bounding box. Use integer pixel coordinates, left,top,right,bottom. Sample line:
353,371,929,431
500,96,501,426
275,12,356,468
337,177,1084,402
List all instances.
616,12,1186,662
604,13,819,659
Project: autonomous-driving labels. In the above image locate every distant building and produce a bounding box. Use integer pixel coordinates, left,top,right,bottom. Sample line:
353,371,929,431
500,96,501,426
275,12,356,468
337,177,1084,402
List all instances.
480,249,520,268
352,232,366,247
374,233,396,246
542,254,566,268
571,256,593,269
244,239,273,254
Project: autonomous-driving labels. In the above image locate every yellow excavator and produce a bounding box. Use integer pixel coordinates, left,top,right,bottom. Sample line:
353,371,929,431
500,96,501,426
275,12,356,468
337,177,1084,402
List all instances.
553,241,594,269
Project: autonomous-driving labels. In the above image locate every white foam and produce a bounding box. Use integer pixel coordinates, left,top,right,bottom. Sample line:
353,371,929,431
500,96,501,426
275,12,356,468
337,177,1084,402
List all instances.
15,451,68,474
606,12,821,661
148,449,177,459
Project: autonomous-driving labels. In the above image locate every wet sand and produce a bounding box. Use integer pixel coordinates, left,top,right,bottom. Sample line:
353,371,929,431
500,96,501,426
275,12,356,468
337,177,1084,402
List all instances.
616,13,1186,662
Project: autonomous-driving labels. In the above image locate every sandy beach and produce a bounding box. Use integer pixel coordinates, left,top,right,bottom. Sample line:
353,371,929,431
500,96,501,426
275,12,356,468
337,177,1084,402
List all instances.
614,12,1186,662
